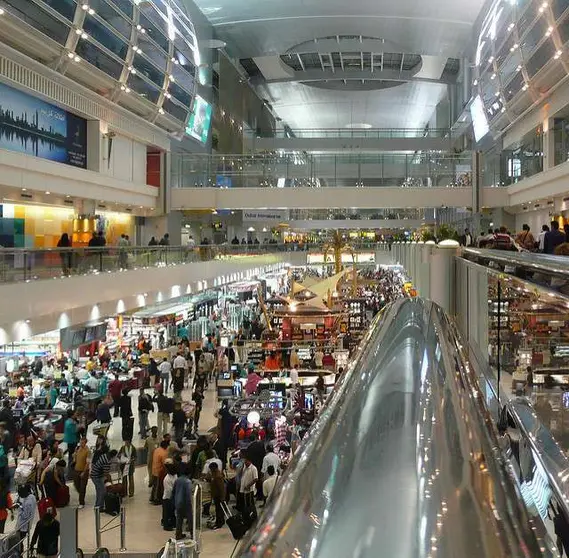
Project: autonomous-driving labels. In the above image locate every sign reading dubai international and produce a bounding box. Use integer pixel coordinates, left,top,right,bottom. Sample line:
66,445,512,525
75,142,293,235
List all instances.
0,82,87,168
243,210,288,222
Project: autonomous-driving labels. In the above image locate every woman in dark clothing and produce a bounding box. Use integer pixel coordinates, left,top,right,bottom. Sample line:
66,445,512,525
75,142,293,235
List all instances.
56,233,72,275
119,389,134,442
31,510,60,558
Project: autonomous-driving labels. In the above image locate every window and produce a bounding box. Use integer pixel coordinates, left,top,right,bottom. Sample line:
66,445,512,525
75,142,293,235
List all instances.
503,70,525,101
552,0,569,20
163,98,189,122
132,54,165,88
520,18,548,60
88,0,132,40
106,0,133,19
127,73,161,103
139,9,169,53
500,49,522,85
75,38,124,80
526,38,555,77
43,0,76,22
83,15,129,60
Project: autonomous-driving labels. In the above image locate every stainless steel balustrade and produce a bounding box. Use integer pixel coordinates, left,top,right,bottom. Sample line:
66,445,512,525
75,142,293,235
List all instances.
238,298,554,558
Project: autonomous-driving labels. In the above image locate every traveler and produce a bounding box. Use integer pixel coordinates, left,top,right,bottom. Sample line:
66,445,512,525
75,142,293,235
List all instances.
95,398,112,424
207,461,225,529
173,463,193,540
56,233,72,275
171,402,187,445
88,232,98,247
155,390,173,438
245,367,262,396
172,353,187,397
16,484,36,545
459,228,473,247
239,451,258,516
245,433,265,500
63,410,78,464
0,476,13,533
118,389,134,442
138,388,153,439
72,437,90,508
31,510,60,558
90,448,118,510
42,459,66,504
187,235,196,248
544,221,566,254
516,224,535,251
108,374,122,418
148,237,158,246
150,440,169,504
538,224,550,251
162,460,177,531
159,233,170,246
118,439,137,498
144,426,160,487
262,465,277,500
261,445,280,477
192,386,204,432
159,358,172,394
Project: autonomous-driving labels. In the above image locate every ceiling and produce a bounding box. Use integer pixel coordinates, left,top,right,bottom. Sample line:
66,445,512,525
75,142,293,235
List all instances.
190,0,488,130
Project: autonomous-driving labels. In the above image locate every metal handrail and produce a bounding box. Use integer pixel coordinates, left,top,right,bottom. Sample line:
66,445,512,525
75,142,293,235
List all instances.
192,483,202,553
463,247,569,277
237,298,556,557
244,127,452,139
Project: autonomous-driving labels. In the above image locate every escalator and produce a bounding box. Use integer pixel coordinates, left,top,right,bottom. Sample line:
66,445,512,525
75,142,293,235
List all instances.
237,298,560,557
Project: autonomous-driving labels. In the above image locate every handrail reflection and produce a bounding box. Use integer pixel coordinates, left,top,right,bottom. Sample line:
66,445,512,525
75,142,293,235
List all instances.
238,298,555,557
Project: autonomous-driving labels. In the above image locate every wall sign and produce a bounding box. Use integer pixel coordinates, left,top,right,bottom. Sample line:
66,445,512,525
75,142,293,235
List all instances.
0,82,87,168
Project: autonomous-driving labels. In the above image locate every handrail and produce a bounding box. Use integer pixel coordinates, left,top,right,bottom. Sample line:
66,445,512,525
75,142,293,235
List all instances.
463,247,569,277
238,298,555,557
192,483,202,553
245,127,452,139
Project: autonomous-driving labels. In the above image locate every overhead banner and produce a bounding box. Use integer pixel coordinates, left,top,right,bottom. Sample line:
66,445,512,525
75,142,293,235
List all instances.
243,210,288,222
0,82,87,168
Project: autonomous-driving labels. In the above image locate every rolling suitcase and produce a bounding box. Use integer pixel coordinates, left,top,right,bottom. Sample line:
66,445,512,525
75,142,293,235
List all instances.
104,491,121,516
221,501,248,540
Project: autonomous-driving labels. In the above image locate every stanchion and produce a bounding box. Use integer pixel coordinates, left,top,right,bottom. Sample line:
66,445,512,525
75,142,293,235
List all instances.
120,506,127,552
95,507,101,549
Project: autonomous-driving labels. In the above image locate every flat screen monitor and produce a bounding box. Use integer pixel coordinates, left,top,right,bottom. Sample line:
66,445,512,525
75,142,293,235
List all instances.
230,365,238,372
186,95,213,144
470,94,490,142
222,372,231,380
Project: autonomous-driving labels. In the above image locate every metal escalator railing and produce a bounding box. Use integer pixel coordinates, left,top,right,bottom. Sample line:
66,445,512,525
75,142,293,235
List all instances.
238,298,556,557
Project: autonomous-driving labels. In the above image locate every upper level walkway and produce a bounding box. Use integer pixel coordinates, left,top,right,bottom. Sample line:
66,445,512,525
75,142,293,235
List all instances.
245,127,453,152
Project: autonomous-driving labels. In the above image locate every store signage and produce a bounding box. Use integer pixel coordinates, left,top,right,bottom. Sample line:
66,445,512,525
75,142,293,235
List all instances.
0,82,87,168
243,210,287,222
60,323,107,351
307,252,375,264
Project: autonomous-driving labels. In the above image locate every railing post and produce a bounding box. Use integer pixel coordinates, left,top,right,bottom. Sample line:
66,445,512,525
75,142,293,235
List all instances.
98,250,103,273
23,252,27,282
95,507,101,548
120,505,127,551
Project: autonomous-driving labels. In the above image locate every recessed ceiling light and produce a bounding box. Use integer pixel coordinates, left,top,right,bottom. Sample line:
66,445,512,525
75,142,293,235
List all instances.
21,188,27,191
45,191,50,195
0,8,5,15
67,52,74,59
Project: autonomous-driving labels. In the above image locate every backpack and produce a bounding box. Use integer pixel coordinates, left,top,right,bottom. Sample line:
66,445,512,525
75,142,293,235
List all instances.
494,233,514,251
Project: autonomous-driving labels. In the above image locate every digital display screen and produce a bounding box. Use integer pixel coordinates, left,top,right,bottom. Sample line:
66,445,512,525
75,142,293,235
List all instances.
186,95,212,144
470,94,490,142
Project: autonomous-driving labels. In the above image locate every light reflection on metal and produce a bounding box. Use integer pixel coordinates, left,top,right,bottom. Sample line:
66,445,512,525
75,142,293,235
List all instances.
238,299,555,557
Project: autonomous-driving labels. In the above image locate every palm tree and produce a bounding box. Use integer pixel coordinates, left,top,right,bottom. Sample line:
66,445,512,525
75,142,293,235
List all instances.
322,231,355,274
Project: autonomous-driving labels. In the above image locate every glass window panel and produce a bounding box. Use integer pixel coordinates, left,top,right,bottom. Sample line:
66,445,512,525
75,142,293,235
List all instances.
139,8,170,53
3,0,70,45
174,39,198,70
517,1,538,38
140,43,168,74
83,15,129,60
552,0,569,20
127,73,161,103
88,0,131,40
75,38,124,80
106,0,133,19
133,54,165,88
503,70,525,101
500,49,522,85
174,48,196,76
526,38,555,77
169,82,192,106
172,65,195,95
520,18,548,60
43,0,76,22
480,71,500,108
163,98,189,122
495,33,515,67
559,16,569,44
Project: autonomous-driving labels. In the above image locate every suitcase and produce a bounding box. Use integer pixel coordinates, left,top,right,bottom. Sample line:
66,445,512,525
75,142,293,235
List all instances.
221,501,249,540
106,482,127,497
37,496,57,518
104,491,121,516
56,484,70,507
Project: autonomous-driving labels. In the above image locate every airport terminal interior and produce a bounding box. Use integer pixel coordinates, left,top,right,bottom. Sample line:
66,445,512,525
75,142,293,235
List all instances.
4,0,569,557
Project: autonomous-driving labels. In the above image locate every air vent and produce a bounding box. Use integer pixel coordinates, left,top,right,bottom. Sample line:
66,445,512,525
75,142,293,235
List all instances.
20,192,33,200
125,207,132,213
64,199,74,205
97,204,107,209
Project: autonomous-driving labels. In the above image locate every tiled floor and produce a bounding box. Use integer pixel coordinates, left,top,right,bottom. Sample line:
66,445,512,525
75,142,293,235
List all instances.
4,380,237,557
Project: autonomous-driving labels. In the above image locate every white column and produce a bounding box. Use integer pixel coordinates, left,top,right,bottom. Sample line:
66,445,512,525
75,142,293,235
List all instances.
543,117,555,171
429,242,459,315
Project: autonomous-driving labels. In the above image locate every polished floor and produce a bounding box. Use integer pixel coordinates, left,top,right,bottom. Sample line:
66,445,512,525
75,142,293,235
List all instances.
4,379,238,557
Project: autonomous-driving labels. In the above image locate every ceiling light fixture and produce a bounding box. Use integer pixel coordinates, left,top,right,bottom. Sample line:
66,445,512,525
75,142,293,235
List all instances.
74,56,80,62
88,8,95,15
554,49,563,59
158,107,164,114
67,52,74,59
0,8,4,15
75,28,82,35
81,3,89,10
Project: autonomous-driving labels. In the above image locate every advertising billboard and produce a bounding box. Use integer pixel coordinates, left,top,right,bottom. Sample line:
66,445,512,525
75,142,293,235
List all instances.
186,95,212,144
0,82,87,168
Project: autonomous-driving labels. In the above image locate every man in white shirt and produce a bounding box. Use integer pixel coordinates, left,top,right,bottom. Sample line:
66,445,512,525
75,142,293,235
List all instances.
159,358,172,393
261,445,280,475
239,454,258,512
262,465,277,500
289,367,299,385
173,354,187,372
